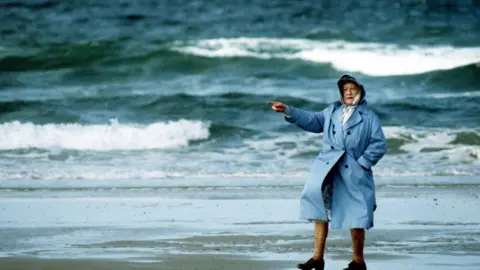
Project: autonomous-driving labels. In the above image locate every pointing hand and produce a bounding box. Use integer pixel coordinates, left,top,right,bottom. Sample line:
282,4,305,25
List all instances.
267,101,286,113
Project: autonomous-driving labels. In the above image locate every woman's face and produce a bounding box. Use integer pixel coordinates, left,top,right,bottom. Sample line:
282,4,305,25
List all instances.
342,82,359,105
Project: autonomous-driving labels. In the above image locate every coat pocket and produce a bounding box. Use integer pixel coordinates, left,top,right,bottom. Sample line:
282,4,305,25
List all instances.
350,155,371,173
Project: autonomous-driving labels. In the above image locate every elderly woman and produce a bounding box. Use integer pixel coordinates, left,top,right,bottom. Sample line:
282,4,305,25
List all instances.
268,75,387,270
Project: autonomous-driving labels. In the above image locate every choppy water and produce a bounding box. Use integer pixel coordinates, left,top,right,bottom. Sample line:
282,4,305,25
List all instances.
1,1,480,182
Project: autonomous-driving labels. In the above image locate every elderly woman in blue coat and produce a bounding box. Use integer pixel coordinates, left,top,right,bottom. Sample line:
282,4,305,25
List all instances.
268,75,387,270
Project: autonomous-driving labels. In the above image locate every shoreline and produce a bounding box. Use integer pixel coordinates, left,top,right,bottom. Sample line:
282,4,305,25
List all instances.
1,179,479,270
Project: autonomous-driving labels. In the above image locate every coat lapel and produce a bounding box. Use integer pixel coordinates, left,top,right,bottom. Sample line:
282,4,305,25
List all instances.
343,110,363,131
342,101,368,131
329,102,343,128
329,101,369,131
328,103,346,148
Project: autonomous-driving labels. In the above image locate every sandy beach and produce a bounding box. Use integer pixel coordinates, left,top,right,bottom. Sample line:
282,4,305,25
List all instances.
1,175,479,270
0,255,295,270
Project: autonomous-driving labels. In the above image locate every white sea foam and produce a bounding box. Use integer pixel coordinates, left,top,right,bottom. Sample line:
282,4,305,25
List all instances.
428,91,480,99
0,122,478,179
383,126,479,154
242,126,479,158
171,37,480,76
0,167,308,181
240,126,479,176
0,119,210,151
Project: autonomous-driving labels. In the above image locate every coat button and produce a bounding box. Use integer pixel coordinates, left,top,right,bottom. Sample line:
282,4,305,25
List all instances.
331,146,334,150
345,165,349,168
333,131,336,134
347,131,351,135
326,162,329,165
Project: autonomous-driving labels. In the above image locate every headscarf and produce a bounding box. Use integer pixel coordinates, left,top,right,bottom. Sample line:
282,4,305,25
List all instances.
341,92,361,125
337,74,364,125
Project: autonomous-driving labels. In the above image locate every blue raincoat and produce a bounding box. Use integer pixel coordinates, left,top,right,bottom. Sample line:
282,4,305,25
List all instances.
285,77,387,230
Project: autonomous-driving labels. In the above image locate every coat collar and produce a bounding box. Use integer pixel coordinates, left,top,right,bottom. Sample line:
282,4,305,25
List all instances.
331,100,369,130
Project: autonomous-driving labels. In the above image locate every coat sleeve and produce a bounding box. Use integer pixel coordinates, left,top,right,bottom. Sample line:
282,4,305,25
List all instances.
284,105,326,133
357,114,387,169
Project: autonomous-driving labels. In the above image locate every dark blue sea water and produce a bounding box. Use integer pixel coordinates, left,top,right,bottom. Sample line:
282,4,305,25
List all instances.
0,0,479,182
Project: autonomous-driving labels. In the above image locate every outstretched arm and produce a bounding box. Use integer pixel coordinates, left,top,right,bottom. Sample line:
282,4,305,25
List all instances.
268,101,326,134
284,106,326,133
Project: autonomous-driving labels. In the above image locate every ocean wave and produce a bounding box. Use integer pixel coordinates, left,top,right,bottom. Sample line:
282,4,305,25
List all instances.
0,167,307,181
170,38,480,76
374,94,480,127
4,38,478,79
0,92,328,125
244,126,480,154
0,121,478,179
376,127,480,163
0,41,120,72
138,92,325,113
0,44,339,85
0,119,210,151
401,63,480,91
6,90,478,127
239,126,480,175
383,126,480,149
0,92,478,153
428,91,480,99
0,165,477,181
380,94,480,111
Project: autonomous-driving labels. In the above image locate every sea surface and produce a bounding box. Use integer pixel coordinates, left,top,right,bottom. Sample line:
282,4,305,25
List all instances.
0,1,479,269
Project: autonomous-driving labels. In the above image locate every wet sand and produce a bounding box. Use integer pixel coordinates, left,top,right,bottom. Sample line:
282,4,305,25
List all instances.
0,254,295,270
1,177,479,270
1,252,478,270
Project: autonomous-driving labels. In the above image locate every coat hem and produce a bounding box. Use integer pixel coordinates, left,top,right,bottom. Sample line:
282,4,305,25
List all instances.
299,218,374,230
329,221,374,230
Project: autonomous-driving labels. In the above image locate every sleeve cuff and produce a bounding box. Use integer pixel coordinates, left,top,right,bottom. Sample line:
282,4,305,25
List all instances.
283,106,291,118
357,155,372,170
